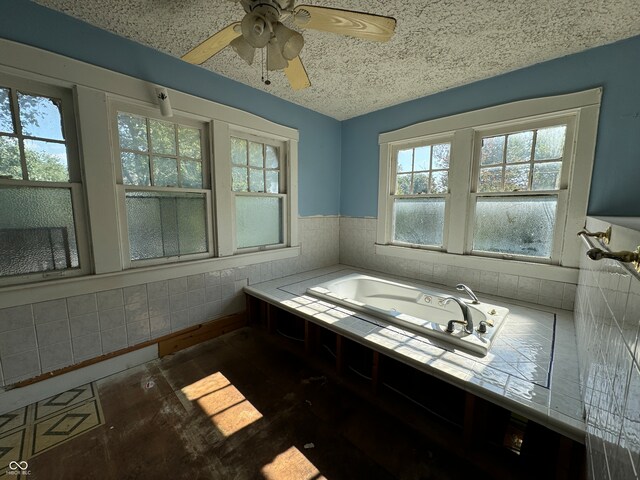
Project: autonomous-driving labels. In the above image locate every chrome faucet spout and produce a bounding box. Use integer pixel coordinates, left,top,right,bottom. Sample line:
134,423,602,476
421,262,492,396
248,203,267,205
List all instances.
456,283,480,304
442,295,474,334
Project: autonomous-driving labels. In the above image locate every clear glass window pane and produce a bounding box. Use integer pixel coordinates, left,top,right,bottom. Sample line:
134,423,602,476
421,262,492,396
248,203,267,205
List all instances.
232,166,248,192
0,186,79,275
231,137,247,165
412,173,429,194
24,139,69,182
504,164,530,191
432,144,450,169
397,149,412,172
0,88,13,134
121,152,150,186
265,170,279,194
18,93,64,141
149,120,176,155
153,156,178,187
118,113,148,152
396,173,411,195
478,166,503,192
236,196,283,249
532,162,562,190
473,196,557,258
506,131,533,163
414,146,430,171
534,126,566,160
178,126,201,159
430,171,448,194
0,136,21,179
249,142,263,168
181,160,202,189
126,191,207,260
393,198,445,247
249,168,265,192
265,145,279,169
480,136,505,165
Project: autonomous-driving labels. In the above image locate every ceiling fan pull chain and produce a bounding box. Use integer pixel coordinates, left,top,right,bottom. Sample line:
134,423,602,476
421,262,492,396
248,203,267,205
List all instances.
262,47,271,85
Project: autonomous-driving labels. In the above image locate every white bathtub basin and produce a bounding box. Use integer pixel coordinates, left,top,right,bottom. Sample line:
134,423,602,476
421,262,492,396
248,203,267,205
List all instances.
306,274,509,356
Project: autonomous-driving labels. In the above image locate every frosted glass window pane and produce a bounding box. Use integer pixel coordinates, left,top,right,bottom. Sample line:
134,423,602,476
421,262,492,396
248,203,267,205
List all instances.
506,131,533,163
118,113,148,151
478,166,503,192
412,173,428,194
249,142,263,167
178,126,201,159
150,120,175,155
265,171,279,194
397,149,412,172
265,145,278,168
18,93,64,141
473,196,557,258
153,156,178,187
0,88,12,134
24,139,69,182
414,146,430,171
396,173,411,195
534,126,566,160
249,168,264,192
430,171,448,194
393,198,445,247
0,136,21,179
181,160,202,188
432,144,450,169
126,191,207,260
0,186,79,276
481,136,505,165
232,167,248,191
532,162,562,190
504,164,529,191
231,138,247,165
121,152,150,186
236,196,282,249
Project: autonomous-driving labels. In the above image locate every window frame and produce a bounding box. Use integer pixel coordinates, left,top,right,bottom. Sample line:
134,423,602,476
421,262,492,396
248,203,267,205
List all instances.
110,101,214,269
377,89,601,275
0,72,91,286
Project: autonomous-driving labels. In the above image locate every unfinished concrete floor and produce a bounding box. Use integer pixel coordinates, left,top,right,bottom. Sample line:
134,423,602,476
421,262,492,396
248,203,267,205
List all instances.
27,327,494,479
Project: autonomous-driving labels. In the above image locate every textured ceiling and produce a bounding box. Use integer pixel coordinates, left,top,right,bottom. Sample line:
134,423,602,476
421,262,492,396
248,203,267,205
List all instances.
34,0,640,120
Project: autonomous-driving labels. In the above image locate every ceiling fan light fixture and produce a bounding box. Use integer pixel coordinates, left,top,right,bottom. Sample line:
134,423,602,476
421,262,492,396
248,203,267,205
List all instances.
274,23,304,60
266,39,289,71
230,36,256,65
241,12,271,48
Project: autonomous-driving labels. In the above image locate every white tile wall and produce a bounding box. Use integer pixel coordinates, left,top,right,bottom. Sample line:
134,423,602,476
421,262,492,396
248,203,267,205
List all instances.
575,218,640,480
339,216,577,308
0,216,339,387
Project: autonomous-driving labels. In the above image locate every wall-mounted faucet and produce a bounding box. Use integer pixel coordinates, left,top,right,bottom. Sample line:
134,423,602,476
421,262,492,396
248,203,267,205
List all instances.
443,296,474,334
456,284,480,304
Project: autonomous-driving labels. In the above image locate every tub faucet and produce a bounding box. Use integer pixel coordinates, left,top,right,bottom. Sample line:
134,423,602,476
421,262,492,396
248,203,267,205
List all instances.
443,296,474,334
456,283,480,304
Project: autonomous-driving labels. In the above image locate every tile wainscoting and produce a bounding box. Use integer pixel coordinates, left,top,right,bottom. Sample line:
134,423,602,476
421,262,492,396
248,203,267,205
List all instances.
0,216,339,387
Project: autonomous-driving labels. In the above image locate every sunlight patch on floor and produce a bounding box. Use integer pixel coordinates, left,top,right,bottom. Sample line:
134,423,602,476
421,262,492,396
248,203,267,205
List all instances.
261,446,326,480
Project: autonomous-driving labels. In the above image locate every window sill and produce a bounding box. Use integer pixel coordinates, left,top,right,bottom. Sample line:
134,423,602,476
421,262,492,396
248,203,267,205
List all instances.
375,244,578,283
0,246,301,309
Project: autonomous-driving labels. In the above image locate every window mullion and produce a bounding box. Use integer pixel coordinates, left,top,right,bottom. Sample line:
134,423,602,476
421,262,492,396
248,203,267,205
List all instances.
9,88,28,180
447,128,473,254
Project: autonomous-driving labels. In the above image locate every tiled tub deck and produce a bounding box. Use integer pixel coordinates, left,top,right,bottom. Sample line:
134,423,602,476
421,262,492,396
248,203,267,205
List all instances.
245,265,585,442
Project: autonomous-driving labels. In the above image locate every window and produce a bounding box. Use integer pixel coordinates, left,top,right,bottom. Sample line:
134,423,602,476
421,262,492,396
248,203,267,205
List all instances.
113,106,212,266
0,74,88,283
230,134,286,250
377,89,601,271
391,140,451,248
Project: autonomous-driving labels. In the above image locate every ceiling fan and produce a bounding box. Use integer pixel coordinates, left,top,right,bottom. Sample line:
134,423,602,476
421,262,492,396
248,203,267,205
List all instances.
181,0,396,91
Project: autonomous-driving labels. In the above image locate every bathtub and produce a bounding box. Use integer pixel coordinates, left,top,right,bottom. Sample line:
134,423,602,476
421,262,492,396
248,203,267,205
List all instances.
306,274,509,356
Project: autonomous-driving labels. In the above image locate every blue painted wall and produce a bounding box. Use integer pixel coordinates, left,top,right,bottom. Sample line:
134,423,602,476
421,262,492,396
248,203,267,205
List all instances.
0,0,342,216
341,35,640,217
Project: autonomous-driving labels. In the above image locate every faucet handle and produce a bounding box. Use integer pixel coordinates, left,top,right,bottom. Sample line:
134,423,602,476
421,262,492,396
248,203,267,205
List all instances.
456,284,480,304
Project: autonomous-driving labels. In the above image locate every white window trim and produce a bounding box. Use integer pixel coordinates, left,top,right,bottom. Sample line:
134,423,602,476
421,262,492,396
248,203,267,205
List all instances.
377,88,601,280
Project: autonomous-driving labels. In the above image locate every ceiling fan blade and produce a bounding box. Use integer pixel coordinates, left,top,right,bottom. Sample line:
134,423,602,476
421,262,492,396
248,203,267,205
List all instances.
293,6,396,42
284,56,311,91
182,22,241,65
